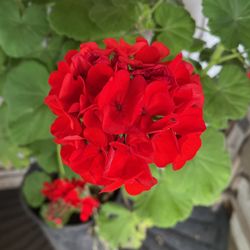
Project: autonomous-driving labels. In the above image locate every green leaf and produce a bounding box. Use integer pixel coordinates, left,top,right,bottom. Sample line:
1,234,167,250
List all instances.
165,128,231,205
22,171,51,208
203,65,250,128
133,168,193,228
8,105,53,145
203,0,250,49
189,38,206,52
4,61,49,122
64,164,80,180
29,139,58,173
23,0,56,4
3,60,53,144
29,34,64,71
89,0,136,34
0,104,30,169
0,47,6,75
57,39,80,62
0,73,6,95
48,0,103,41
97,203,150,249
154,2,195,55
0,0,49,57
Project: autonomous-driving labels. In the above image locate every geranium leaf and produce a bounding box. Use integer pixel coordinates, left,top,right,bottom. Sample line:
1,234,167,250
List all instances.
97,203,150,249
154,2,195,55
0,47,6,75
29,139,58,173
165,128,231,205
133,168,193,228
0,104,30,169
28,34,64,71
3,61,53,144
0,0,49,57
48,0,103,41
203,0,250,49
22,171,51,208
89,0,136,34
203,65,250,128
8,105,53,145
4,61,49,122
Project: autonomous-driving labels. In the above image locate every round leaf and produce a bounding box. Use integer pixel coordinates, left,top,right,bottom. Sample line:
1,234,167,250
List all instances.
203,0,250,49
89,0,136,34
0,104,30,169
29,139,58,173
22,171,51,208
154,2,195,55
203,65,250,128
48,0,103,41
97,203,149,249
0,0,49,57
4,61,49,122
8,105,53,145
165,128,231,205
4,61,53,144
133,168,193,228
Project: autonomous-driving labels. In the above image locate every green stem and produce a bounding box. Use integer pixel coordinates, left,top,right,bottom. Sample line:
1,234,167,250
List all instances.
150,0,164,14
57,145,65,178
121,188,131,210
202,46,223,76
202,42,250,76
219,54,241,64
16,0,25,16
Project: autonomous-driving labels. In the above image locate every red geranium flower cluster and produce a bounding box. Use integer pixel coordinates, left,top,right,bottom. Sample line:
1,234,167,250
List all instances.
45,37,206,196
42,178,99,223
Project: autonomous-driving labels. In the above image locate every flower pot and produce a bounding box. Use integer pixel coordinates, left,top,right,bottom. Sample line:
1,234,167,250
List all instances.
19,166,105,250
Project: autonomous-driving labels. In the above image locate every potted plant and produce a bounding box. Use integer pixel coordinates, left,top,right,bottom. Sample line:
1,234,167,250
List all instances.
21,166,105,250
0,0,250,250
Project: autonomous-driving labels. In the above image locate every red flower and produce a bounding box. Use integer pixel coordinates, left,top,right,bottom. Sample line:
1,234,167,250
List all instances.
80,197,100,222
42,178,99,224
45,37,206,196
42,178,85,206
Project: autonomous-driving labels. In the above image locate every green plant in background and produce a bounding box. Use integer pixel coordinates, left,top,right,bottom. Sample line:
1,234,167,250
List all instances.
0,0,250,249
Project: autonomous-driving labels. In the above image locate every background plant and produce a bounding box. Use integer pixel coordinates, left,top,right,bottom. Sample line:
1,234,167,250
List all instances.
0,0,250,249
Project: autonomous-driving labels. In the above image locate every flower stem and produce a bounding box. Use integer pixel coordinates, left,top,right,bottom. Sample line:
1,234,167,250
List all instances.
150,0,164,14
121,188,131,209
201,44,246,77
57,145,65,178
16,0,25,16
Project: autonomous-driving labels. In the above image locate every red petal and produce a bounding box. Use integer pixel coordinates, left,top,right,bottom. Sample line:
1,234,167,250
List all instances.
86,63,113,97
64,50,78,64
58,73,83,108
152,129,179,167
125,168,157,195
135,45,161,64
173,108,206,135
143,80,174,116
105,142,147,180
83,127,107,147
152,41,169,59
173,133,202,170
100,180,124,193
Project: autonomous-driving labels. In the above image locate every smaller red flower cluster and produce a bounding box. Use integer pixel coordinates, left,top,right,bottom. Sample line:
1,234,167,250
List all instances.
42,178,99,223
45,37,206,196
